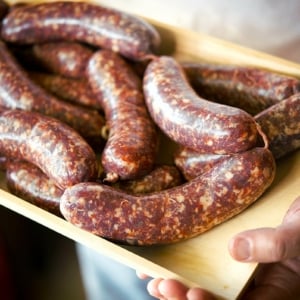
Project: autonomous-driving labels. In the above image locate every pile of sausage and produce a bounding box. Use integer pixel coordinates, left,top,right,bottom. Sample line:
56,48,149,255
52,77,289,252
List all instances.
0,1,299,246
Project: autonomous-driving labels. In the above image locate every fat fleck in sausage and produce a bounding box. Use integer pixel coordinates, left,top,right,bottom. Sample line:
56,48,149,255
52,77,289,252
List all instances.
6,160,64,216
31,42,94,78
29,71,103,110
0,108,98,189
182,62,300,115
0,40,105,146
60,147,275,245
1,1,161,61
174,147,230,181
87,50,158,182
255,92,300,159
143,56,258,154
110,165,183,194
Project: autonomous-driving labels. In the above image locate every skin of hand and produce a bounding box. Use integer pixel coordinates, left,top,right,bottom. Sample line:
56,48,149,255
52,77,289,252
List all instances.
139,196,300,300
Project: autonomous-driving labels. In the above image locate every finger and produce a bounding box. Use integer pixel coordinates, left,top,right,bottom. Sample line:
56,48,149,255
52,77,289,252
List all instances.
135,270,149,280
229,196,300,263
156,279,189,300
147,278,165,299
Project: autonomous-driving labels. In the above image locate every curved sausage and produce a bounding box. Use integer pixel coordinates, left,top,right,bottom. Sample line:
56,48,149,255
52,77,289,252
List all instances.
0,40,105,146
29,71,103,110
174,147,230,181
143,56,258,154
255,92,300,159
1,1,161,61
87,50,158,182
183,62,300,115
6,160,63,216
60,147,276,245
31,42,94,78
0,108,98,189
110,165,183,194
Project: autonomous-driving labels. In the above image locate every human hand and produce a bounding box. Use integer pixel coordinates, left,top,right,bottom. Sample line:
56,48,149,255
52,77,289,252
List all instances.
140,196,300,300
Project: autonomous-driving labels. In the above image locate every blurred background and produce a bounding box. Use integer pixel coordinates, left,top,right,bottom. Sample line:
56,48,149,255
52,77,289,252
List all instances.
0,205,86,300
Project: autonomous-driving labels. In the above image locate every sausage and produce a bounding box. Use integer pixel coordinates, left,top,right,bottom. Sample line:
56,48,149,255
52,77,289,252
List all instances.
174,147,230,181
0,40,105,146
182,62,300,115
6,160,63,216
31,42,94,78
143,56,258,154
0,108,98,189
87,50,158,182
60,147,276,245
1,1,161,61
255,92,300,159
29,71,103,110
110,165,183,194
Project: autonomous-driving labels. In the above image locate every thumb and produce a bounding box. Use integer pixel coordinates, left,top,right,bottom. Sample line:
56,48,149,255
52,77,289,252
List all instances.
229,196,300,263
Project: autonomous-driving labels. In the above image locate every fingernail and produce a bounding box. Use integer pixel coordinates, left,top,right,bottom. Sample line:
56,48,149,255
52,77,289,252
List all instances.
234,237,251,261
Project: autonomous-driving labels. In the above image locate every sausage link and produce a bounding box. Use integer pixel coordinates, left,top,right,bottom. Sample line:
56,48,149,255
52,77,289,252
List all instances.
183,62,300,115
60,147,276,245
29,71,103,110
110,165,183,194
6,160,63,216
255,93,300,159
31,42,94,78
143,56,258,154
0,40,105,146
0,108,98,189
1,1,161,61
174,147,230,180
87,50,158,182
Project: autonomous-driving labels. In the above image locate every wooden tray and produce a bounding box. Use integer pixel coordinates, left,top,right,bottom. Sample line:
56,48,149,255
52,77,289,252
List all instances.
1,3,300,299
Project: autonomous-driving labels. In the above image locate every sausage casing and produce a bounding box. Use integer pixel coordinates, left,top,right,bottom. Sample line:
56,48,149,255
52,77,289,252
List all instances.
87,50,158,182
183,62,300,115
0,40,105,145
110,165,183,194
143,56,258,154
60,147,275,245
6,160,63,216
0,109,98,189
1,1,161,61
255,92,300,159
30,42,94,78
174,147,230,180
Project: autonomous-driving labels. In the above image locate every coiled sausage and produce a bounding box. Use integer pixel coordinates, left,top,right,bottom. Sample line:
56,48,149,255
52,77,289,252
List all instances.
143,56,258,154
60,147,275,245
87,50,158,182
1,1,161,61
0,109,98,189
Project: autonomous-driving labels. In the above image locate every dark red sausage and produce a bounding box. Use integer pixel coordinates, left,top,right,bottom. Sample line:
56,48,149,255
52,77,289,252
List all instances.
110,165,183,194
29,71,103,110
143,56,258,154
60,147,275,245
255,92,300,159
0,109,98,189
182,62,300,115
6,160,63,216
1,1,161,61
87,50,158,182
0,40,105,145
31,42,94,78
174,147,230,181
